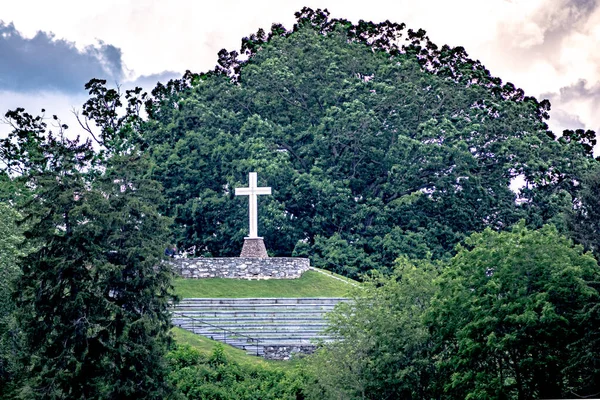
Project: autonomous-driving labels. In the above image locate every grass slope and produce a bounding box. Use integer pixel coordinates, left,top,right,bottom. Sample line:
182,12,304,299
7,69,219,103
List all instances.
172,327,296,369
173,269,355,298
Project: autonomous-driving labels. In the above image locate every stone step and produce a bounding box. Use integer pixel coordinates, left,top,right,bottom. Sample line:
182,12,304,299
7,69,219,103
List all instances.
222,337,328,347
173,316,326,324
182,328,329,338
172,310,334,316
200,336,331,346
173,317,326,324
173,323,327,330
177,297,349,305
172,297,349,359
246,345,319,357
175,320,327,328
172,318,327,330
172,310,333,317
174,328,328,338
181,328,331,341
174,303,338,310
172,310,329,318
174,325,328,335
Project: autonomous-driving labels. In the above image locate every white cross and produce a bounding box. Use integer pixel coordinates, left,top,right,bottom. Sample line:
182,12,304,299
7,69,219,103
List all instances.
235,172,271,238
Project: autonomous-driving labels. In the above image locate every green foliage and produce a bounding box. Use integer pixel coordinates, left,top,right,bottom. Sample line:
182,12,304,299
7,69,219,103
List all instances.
1,102,175,398
79,78,148,156
308,234,374,279
167,344,306,400
429,223,600,399
171,328,294,370
0,203,23,330
567,164,600,260
141,8,595,275
305,258,439,399
0,203,28,394
306,224,600,399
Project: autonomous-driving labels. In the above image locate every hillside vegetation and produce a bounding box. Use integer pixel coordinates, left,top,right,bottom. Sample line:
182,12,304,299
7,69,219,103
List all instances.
171,328,293,368
140,9,596,278
168,329,305,399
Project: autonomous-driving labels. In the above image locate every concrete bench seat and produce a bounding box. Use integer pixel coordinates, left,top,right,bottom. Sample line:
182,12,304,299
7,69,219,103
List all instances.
174,323,328,331
173,316,326,324
181,329,330,338
174,303,339,311
177,297,350,305
173,311,329,318
172,297,348,359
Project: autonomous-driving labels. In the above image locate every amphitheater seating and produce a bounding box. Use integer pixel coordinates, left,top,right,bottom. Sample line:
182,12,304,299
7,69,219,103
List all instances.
172,297,349,356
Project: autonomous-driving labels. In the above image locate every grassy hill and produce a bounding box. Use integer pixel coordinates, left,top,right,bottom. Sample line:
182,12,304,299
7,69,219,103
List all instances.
171,269,357,364
173,268,356,298
171,327,296,369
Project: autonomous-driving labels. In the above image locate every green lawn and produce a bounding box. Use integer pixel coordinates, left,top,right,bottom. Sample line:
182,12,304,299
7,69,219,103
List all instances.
171,327,296,369
173,269,355,298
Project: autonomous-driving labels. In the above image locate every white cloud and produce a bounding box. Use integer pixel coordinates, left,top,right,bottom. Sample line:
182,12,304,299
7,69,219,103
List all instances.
1,0,598,138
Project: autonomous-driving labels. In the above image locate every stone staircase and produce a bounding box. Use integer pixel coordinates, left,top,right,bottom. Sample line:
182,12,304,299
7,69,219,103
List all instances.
172,297,349,358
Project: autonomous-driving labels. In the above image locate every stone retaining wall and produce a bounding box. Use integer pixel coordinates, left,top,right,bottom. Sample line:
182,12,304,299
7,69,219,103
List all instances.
170,257,310,279
263,345,317,360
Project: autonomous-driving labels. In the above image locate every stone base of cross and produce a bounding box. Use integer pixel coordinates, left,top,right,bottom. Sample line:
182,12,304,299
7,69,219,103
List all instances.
240,237,268,258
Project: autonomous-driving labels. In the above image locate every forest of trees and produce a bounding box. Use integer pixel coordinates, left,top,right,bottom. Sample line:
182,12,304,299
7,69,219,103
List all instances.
0,7,598,399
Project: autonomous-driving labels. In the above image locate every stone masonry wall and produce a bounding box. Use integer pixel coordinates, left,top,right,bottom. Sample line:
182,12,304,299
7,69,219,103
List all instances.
263,345,317,360
170,257,310,279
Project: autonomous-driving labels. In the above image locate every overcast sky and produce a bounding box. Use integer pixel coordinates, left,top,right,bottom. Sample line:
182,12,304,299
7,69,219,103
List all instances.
0,0,598,142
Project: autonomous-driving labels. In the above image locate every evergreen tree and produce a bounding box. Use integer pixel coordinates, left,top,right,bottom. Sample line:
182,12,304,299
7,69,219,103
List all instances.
0,202,26,395
1,106,175,398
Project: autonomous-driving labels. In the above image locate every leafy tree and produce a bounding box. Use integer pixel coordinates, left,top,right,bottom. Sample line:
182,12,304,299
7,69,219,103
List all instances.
305,258,439,399
0,104,175,398
139,8,594,275
76,78,148,156
429,223,600,399
167,344,306,400
561,128,597,157
567,164,600,260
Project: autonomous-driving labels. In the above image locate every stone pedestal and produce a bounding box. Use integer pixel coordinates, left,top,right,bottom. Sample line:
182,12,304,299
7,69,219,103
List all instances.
240,237,268,258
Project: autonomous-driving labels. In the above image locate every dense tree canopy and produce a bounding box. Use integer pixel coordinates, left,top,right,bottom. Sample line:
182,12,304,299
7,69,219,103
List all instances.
309,224,600,399
0,104,175,398
430,223,600,399
139,8,596,276
306,259,439,399
567,164,600,260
